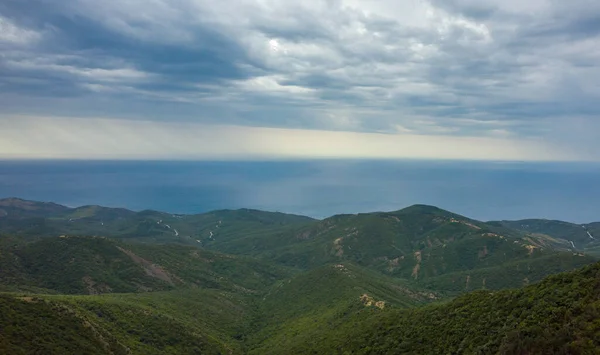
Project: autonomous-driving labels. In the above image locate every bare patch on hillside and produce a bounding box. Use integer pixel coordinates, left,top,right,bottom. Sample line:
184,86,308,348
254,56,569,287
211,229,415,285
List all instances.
333,237,344,257
332,264,354,278
524,244,537,255
392,285,438,301
387,256,404,272
297,220,338,240
478,245,489,259
414,251,422,263
82,276,113,295
360,294,386,309
296,230,312,240
412,251,422,279
450,218,481,230
189,250,213,263
17,296,37,303
388,215,401,223
117,247,174,285
483,233,505,240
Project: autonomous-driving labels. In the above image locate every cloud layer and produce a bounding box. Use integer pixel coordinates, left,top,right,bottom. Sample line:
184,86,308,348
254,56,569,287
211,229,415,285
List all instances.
1,0,599,160
0,115,581,161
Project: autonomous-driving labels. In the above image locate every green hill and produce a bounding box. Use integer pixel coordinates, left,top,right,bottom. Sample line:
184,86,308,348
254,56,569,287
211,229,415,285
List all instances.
493,218,600,251
250,261,600,354
202,205,597,292
0,197,70,218
2,199,596,295
247,262,438,351
0,236,294,295
0,198,315,245
1,198,600,354
5,260,600,354
0,232,598,354
0,288,249,354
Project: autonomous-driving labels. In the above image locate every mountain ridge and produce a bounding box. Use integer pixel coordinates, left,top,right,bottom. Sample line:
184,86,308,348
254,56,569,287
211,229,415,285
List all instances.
1,197,600,354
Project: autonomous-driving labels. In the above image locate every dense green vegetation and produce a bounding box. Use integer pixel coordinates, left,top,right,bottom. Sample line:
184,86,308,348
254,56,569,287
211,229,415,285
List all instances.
0,236,294,295
0,294,127,355
247,262,437,351
260,261,600,354
0,236,172,294
494,218,600,251
4,261,600,354
198,204,598,292
0,291,240,354
0,198,313,245
1,198,600,354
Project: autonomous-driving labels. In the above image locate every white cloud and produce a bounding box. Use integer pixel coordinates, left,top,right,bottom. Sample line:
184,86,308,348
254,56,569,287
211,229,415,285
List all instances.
236,75,315,95
0,16,41,44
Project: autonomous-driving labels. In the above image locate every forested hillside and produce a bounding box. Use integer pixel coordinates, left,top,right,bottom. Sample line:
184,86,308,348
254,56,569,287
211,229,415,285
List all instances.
1,198,599,354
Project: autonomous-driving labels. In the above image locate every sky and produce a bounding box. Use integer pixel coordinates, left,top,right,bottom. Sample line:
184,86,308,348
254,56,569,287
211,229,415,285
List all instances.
1,0,599,160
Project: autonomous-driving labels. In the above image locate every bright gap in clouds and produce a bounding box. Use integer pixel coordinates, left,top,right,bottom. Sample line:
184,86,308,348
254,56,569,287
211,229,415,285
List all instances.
0,116,582,161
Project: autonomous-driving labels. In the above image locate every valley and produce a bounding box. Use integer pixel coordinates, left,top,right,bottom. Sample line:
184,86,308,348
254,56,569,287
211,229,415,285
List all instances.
0,197,599,354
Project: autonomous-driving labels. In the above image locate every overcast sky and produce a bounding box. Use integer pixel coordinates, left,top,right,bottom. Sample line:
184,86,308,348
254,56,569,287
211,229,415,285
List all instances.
1,0,599,160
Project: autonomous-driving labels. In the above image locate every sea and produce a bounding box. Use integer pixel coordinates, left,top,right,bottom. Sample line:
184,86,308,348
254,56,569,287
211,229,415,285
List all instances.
0,160,599,223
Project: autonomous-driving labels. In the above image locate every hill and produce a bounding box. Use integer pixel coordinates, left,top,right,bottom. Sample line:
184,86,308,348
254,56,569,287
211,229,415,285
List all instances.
201,205,597,292
250,260,600,354
247,262,438,350
0,198,315,245
0,197,70,218
2,199,596,295
493,218,600,251
0,288,250,354
0,240,440,354
0,198,599,354
0,236,294,295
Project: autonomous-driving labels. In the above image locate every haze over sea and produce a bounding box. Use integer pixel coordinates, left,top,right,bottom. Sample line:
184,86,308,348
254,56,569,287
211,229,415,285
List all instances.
1,160,599,223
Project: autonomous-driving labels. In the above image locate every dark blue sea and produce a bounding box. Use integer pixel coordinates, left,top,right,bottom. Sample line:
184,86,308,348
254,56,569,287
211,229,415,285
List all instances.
0,160,599,223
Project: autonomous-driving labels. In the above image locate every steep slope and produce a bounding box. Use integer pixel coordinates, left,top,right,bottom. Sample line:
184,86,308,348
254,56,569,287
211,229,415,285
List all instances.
0,289,248,355
0,236,294,295
247,262,438,351
255,261,600,354
0,294,129,355
0,236,173,294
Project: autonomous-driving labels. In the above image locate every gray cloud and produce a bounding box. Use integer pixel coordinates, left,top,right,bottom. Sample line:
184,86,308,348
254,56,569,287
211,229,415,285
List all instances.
0,0,599,159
